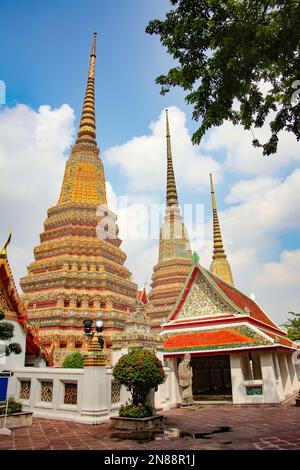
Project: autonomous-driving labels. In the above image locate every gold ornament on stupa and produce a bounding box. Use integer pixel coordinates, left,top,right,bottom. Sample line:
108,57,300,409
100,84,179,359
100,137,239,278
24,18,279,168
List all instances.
209,174,234,286
20,33,137,366
147,110,192,330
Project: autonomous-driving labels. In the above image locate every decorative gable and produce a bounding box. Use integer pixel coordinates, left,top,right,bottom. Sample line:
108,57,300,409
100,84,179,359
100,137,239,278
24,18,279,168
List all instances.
177,271,235,319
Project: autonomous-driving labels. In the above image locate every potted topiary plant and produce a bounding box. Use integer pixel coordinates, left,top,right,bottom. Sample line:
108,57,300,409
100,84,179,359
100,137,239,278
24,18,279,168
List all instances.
0,398,33,430
110,348,165,436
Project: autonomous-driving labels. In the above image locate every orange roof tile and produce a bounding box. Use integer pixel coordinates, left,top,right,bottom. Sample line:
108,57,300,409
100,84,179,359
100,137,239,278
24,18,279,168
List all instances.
212,276,280,330
164,329,258,351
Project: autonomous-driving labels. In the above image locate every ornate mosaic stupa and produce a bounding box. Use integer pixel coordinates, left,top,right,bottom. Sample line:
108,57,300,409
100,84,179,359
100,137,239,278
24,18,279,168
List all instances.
147,110,192,330
209,174,234,286
20,34,137,365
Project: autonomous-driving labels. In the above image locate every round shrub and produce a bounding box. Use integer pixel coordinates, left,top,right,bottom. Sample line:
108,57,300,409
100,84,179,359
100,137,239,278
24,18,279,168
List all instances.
62,351,84,368
0,321,14,341
113,348,165,410
6,342,22,356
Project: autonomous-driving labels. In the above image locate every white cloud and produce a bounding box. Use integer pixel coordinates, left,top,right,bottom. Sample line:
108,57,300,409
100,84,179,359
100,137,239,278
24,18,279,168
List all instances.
106,108,300,325
1,103,299,328
204,116,300,176
200,170,300,324
0,103,75,285
104,106,221,194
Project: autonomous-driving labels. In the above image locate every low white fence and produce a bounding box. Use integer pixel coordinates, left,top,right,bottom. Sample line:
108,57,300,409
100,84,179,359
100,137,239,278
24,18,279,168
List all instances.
7,366,175,423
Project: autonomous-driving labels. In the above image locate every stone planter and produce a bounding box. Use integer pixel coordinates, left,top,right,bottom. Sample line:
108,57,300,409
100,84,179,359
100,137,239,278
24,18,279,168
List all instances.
109,415,164,440
0,412,33,429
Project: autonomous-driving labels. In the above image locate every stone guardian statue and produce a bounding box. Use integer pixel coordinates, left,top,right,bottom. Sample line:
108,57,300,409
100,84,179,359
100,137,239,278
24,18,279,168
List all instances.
178,353,193,406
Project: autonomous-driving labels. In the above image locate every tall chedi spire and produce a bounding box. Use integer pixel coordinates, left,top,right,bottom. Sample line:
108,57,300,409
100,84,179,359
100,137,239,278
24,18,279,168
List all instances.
76,32,97,146
165,109,178,207
209,174,234,286
147,110,192,330
20,34,137,366
58,32,107,206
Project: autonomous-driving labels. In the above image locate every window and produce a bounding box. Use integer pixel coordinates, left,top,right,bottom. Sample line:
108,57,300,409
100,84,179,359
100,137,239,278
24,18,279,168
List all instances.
241,352,262,380
40,381,53,402
19,380,31,400
111,380,121,404
64,383,77,405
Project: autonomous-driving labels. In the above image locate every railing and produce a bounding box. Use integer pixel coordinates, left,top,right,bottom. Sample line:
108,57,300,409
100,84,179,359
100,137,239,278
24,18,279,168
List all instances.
8,367,85,421
7,366,175,423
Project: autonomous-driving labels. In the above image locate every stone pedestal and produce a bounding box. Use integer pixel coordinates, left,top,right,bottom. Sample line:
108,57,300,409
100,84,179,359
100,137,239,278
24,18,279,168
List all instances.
109,415,164,440
0,412,33,429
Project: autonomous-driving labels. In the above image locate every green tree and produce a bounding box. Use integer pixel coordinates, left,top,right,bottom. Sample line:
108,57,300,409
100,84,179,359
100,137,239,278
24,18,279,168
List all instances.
146,1,300,155
62,351,84,368
113,348,165,417
0,309,22,357
283,312,300,341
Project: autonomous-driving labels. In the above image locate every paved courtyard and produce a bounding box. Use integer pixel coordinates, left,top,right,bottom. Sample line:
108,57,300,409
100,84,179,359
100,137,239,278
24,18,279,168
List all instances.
1,403,300,451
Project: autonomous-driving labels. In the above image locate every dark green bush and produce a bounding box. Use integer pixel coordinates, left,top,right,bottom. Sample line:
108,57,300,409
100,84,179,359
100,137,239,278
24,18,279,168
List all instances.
6,342,22,356
62,351,84,368
0,321,14,341
0,311,22,356
0,399,22,415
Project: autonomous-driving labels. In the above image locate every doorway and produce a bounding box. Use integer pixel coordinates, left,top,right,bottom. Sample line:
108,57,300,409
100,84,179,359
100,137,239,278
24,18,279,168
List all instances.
191,355,232,400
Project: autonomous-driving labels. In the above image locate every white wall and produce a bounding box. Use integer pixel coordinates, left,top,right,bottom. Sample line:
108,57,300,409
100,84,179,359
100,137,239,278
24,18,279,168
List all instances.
8,365,174,424
229,350,299,405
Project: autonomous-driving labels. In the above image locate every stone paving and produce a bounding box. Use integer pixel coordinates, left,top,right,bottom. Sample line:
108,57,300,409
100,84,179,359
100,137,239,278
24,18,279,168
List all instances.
0,404,300,450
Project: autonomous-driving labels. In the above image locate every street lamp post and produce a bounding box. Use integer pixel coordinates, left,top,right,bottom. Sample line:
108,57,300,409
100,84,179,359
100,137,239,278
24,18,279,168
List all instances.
82,318,106,367
82,318,104,349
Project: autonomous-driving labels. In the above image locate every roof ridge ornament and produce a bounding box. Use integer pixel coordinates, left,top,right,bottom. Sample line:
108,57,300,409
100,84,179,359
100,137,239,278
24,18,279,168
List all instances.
0,227,12,257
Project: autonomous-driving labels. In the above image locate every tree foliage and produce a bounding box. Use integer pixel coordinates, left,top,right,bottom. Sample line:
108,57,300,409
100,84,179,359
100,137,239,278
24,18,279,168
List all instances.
61,351,84,368
146,0,300,155
0,309,22,357
113,348,165,410
283,312,300,341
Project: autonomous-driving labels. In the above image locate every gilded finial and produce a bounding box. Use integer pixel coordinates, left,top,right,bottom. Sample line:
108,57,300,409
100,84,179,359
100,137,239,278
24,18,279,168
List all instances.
210,173,217,210
91,32,97,56
76,32,98,145
165,109,178,208
209,174,234,286
0,227,12,257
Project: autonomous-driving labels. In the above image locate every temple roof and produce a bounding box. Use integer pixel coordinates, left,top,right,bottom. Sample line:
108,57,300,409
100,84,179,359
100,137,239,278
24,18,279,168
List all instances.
164,326,272,354
212,274,279,330
0,251,51,362
137,287,149,305
162,263,299,353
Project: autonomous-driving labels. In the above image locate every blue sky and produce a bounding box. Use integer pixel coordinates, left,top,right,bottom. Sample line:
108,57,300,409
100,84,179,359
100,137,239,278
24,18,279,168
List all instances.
0,0,300,324
1,0,191,146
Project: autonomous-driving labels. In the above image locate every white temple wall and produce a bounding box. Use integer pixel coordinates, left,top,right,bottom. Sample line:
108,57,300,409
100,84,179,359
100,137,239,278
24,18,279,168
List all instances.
229,353,246,404
7,364,173,424
286,353,298,392
259,351,280,403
